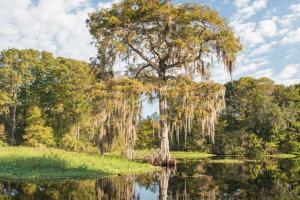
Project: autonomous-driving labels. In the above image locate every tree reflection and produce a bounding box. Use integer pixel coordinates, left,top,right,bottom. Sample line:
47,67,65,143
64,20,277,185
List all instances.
95,176,136,200
0,158,299,199
159,168,172,200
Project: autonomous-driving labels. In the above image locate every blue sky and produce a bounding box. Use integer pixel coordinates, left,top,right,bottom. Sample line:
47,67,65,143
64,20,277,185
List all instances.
0,0,299,116
0,0,299,85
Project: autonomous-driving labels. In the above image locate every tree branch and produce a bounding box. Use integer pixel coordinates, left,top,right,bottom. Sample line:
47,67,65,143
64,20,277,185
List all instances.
127,41,159,70
134,64,151,78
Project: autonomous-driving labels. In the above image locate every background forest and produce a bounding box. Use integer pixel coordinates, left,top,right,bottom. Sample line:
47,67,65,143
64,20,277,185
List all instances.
0,49,299,158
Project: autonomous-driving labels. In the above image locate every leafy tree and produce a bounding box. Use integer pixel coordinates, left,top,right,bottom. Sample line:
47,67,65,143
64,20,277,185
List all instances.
0,49,94,146
214,77,300,156
33,55,94,139
91,78,146,157
0,49,39,144
23,106,55,147
88,0,241,164
136,114,160,149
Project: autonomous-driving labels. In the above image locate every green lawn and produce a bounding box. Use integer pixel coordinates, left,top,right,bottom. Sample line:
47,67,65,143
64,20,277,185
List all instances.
0,147,158,179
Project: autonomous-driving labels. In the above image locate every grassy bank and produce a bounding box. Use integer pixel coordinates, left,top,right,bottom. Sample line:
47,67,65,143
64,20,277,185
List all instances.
0,147,158,179
128,149,214,160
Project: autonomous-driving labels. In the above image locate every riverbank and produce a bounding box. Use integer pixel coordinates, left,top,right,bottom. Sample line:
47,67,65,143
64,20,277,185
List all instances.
132,149,215,160
0,147,297,179
0,147,158,179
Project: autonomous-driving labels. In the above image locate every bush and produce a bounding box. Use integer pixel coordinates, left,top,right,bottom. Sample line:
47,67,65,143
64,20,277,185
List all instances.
59,133,94,153
23,107,55,147
245,134,264,158
279,132,300,154
23,125,55,147
213,129,247,155
264,141,279,154
0,140,7,147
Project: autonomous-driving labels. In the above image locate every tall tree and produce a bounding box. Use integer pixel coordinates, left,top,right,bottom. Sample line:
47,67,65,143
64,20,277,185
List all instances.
88,0,241,165
0,49,39,144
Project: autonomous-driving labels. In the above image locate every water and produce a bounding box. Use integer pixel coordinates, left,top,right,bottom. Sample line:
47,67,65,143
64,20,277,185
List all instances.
0,157,299,199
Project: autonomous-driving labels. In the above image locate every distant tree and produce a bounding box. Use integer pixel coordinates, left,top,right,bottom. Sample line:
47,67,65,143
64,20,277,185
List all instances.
0,49,39,144
88,0,241,165
214,77,300,156
36,57,94,138
23,107,55,147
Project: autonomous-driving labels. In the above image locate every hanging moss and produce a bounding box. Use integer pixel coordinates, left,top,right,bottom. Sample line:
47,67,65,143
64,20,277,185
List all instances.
92,78,148,159
161,77,226,146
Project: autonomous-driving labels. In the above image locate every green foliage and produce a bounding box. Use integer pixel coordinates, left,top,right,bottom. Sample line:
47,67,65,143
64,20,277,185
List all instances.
213,129,247,155
59,132,94,153
23,107,55,147
213,77,300,157
87,0,242,79
136,115,160,149
0,147,158,179
88,0,241,161
0,140,7,147
0,49,94,146
245,134,264,158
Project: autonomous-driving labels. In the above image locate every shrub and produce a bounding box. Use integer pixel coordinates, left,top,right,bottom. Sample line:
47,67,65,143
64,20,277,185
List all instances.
0,140,7,147
23,107,55,147
59,133,94,153
213,130,247,155
245,134,264,158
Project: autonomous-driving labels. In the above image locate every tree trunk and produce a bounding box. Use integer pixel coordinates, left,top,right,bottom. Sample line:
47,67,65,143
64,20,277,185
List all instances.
157,81,172,165
10,104,16,145
98,134,104,155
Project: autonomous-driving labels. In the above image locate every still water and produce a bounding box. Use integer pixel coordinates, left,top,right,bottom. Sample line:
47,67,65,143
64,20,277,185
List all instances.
0,157,299,199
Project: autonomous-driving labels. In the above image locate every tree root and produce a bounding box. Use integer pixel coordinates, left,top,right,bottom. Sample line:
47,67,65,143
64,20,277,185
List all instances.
144,153,176,167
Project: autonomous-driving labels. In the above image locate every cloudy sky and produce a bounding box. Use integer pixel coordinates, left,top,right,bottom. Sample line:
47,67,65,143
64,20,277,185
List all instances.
0,0,299,86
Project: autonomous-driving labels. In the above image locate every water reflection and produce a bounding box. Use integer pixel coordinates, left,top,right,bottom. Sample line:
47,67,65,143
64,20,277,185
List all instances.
0,158,299,199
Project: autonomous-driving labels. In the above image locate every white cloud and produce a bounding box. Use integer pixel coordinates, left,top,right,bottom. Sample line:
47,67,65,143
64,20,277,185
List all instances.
278,64,300,79
0,0,96,61
258,19,277,37
232,0,268,21
282,28,300,44
249,41,277,57
252,0,268,10
254,68,273,78
230,1,272,47
97,0,121,9
230,21,265,46
289,3,300,13
279,3,300,27
234,0,249,8
236,59,269,75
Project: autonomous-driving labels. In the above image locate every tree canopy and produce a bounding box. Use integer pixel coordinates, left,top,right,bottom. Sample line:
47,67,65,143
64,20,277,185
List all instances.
87,0,242,164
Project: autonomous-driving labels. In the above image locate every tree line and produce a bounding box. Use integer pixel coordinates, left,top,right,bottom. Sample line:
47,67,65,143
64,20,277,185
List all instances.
0,49,298,158
0,0,298,162
137,77,300,157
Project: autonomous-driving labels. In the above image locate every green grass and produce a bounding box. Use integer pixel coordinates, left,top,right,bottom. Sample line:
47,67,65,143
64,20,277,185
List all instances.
0,147,158,180
130,149,215,160
171,151,215,159
265,154,297,159
207,159,244,164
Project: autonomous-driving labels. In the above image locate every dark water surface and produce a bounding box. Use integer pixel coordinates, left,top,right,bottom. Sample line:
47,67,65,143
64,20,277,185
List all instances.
0,157,299,199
